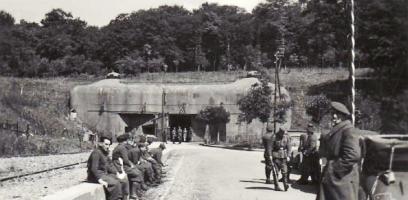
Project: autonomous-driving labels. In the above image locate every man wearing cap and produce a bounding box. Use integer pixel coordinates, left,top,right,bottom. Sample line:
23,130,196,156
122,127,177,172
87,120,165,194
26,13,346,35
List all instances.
87,136,124,200
262,124,283,191
297,123,320,185
112,134,144,200
318,101,361,200
271,126,292,191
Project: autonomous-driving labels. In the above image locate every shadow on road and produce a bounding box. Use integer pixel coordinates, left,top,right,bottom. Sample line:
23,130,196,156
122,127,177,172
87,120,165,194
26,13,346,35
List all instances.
245,186,276,191
239,180,265,184
290,182,318,194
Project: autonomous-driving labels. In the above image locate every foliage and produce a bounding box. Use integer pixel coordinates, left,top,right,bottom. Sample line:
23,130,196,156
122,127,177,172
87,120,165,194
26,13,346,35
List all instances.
237,79,273,124
196,105,230,125
305,94,331,123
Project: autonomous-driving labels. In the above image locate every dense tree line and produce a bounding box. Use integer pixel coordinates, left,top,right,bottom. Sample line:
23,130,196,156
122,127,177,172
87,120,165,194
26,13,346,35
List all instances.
0,0,406,79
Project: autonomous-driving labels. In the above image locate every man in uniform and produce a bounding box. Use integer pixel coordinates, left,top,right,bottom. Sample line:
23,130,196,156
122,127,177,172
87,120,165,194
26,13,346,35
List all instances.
271,126,291,191
297,123,320,185
177,126,183,144
87,136,126,200
149,143,167,183
171,128,177,144
112,134,144,200
262,124,283,191
318,102,361,200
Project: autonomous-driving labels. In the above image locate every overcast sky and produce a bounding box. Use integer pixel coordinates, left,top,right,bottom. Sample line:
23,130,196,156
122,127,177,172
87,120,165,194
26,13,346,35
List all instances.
0,0,266,27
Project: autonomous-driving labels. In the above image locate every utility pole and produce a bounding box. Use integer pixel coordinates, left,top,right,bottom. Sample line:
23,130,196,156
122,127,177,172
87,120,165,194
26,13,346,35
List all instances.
349,0,356,125
161,88,166,142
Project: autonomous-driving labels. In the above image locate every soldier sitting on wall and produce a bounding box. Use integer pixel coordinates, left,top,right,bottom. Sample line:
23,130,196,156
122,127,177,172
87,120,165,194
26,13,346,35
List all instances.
148,143,167,183
128,141,155,194
112,134,145,200
87,136,126,200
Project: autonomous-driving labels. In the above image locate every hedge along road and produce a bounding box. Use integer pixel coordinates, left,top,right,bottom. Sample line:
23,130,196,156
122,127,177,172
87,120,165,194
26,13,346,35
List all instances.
144,143,317,200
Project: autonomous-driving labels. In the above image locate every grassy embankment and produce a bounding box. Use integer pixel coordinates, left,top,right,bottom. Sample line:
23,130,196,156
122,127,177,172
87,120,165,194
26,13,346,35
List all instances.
0,68,370,156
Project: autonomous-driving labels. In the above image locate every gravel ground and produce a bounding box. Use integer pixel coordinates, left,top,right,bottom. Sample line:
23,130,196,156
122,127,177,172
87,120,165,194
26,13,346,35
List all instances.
0,152,90,179
0,152,91,200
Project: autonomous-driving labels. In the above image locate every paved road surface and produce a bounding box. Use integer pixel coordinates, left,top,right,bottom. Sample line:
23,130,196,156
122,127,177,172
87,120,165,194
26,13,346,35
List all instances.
145,143,317,200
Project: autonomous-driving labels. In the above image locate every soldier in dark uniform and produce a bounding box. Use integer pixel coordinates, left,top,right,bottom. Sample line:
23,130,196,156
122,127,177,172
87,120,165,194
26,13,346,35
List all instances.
148,143,166,183
171,128,177,144
177,126,183,144
297,123,320,185
262,125,283,191
271,127,292,191
128,141,155,193
112,134,144,200
87,136,124,200
318,102,362,200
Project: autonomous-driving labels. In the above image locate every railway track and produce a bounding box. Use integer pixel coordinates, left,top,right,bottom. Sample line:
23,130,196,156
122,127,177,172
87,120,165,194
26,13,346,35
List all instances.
0,160,87,182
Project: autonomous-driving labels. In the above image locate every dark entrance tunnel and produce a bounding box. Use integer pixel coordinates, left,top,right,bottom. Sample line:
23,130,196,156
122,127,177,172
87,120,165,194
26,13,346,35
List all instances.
119,113,155,133
169,114,196,142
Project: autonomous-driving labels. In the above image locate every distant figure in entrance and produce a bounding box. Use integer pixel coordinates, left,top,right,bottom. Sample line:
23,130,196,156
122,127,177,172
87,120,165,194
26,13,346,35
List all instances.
171,128,176,144
177,126,183,144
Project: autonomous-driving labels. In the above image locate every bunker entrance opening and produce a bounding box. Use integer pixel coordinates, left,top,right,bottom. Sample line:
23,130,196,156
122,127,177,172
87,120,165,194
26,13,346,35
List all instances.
169,114,195,130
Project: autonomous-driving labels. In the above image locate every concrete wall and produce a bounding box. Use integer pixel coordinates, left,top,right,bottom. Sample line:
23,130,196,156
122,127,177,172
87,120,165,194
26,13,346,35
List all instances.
42,183,105,200
70,78,292,140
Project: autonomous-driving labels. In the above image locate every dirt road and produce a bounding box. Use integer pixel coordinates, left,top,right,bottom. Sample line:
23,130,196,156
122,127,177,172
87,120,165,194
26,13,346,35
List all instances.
145,143,317,200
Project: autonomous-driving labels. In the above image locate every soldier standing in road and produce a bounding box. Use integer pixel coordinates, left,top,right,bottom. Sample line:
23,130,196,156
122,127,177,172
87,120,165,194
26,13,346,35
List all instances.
271,126,292,191
262,125,283,191
298,129,308,173
297,123,320,185
317,102,361,200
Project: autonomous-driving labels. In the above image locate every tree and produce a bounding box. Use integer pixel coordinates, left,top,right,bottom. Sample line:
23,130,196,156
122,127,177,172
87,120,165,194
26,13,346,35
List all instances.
0,10,15,26
356,0,408,80
305,94,331,123
196,105,230,143
237,80,274,124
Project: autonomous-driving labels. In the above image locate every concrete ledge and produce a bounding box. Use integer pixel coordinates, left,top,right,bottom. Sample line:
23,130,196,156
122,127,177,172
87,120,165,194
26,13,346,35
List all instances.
43,143,172,200
42,182,105,200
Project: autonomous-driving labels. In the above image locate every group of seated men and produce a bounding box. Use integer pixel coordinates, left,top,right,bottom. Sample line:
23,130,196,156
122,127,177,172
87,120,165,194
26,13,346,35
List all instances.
87,133,166,200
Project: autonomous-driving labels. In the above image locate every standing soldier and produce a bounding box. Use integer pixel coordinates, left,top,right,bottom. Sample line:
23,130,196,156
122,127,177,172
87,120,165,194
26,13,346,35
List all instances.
318,102,361,200
297,123,320,185
298,129,309,172
177,126,183,144
183,128,188,142
262,125,283,191
271,126,291,191
171,127,177,144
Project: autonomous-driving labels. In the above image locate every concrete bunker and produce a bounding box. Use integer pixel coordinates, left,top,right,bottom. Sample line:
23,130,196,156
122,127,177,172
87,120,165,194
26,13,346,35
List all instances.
70,78,292,142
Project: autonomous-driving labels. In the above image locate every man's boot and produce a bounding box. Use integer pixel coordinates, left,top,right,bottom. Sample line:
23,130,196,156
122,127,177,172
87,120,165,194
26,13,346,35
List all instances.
265,167,272,184
272,169,283,191
283,173,290,191
129,182,140,200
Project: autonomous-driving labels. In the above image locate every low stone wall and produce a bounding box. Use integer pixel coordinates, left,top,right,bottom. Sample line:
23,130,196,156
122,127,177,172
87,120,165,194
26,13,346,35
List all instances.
42,142,172,200
42,183,105,200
